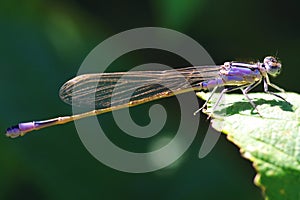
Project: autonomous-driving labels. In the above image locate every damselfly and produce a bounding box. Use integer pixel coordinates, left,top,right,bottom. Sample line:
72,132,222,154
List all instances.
5,56,288,138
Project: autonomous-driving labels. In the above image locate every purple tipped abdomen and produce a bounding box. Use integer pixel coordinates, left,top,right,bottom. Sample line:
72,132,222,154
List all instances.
6,122,36,138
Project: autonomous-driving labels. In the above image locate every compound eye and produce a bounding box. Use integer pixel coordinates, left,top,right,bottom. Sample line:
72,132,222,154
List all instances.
263,56,282,77
264,56,277,64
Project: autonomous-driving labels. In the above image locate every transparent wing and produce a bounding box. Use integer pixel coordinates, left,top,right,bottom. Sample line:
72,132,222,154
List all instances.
59,65,220,109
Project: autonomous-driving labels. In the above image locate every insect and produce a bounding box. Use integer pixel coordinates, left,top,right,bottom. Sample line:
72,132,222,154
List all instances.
5,56,287,138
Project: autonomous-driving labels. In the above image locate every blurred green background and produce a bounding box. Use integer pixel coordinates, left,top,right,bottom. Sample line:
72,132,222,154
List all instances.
1,0,299,200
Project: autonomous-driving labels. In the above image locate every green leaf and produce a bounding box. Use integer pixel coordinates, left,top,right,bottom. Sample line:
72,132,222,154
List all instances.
197,92,300,200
